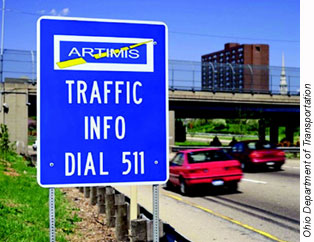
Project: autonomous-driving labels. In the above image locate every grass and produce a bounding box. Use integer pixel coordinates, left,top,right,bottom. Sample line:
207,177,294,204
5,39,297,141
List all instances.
175,141,210,146
0,152,80,242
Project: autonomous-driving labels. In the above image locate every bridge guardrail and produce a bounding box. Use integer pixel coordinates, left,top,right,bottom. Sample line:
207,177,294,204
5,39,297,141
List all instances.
171,146,300,154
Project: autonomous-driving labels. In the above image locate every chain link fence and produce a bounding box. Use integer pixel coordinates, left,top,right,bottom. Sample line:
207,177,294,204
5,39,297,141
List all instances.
0,49,300,95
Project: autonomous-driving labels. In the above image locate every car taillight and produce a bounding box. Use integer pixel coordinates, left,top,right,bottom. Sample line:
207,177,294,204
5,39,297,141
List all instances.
250,151,263,158
225,166,241,171
277,151,285,157
189,168,209,173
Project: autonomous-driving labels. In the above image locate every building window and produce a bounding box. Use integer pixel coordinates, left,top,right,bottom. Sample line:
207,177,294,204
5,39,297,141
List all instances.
238,48,243,52
255,46,261,52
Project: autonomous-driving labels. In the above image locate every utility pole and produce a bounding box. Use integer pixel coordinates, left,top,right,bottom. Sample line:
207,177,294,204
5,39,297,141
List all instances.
1,0,4,56
1,0,5,121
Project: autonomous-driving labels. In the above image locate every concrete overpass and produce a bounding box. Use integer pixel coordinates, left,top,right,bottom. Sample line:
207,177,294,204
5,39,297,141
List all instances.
168,90,300,146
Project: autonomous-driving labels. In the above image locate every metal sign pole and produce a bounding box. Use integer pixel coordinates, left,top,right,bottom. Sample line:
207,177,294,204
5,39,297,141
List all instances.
49,188,55,242
153,184,159,242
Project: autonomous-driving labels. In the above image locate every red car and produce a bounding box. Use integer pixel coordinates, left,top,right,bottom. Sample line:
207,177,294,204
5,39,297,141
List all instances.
167,148,243,195
231,140,285,171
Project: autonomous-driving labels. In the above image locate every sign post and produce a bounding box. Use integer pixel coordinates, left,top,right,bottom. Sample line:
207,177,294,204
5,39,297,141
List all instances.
49,188,55,242
153,184,159,242
37,16,168,240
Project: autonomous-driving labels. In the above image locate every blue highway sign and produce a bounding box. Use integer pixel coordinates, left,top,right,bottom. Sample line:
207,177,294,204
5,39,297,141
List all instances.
37,16,168,187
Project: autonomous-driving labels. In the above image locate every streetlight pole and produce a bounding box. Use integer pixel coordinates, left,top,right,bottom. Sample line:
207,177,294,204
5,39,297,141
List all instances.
1,0,5,56
1,0,5,122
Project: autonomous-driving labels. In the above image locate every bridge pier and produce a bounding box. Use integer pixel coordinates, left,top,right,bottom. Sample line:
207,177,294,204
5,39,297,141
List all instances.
270,121,279,145
258,119,266,142
175,119,186,142
285,123,295,145
169,111,175,148
0,81,34,154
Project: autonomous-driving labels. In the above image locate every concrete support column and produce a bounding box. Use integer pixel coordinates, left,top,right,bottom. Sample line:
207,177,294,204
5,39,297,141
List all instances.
270,121,279,145
258,119,266,142
285,124,294,144
169,111,175,148
175,119,186,142
1,83,29,154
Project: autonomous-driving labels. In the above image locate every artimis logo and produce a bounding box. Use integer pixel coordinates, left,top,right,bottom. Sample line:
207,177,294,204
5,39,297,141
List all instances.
54,35,154,72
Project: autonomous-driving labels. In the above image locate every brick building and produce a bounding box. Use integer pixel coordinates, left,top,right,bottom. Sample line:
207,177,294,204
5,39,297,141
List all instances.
201,43,269,92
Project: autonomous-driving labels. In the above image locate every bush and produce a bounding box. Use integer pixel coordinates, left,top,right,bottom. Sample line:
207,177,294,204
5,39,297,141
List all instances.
212,119,227,130
246,119,259,132
0,124,11,153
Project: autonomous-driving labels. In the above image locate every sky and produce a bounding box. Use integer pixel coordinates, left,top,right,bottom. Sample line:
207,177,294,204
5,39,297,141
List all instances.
2,0,300,67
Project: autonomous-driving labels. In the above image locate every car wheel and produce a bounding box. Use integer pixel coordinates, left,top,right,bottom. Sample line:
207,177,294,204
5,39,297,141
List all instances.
164,180,173,190
227,182,238,193
180,179,189,195
273,164,282,171
242,162,251,171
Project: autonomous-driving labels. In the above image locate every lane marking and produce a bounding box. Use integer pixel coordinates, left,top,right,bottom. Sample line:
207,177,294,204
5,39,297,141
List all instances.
284,166,300,169
163,192,289,242
56,40,153,68
242,178,267,184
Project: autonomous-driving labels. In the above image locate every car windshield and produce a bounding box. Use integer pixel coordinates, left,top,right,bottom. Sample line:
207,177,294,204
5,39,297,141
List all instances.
247,141,275,150
187,150,233,164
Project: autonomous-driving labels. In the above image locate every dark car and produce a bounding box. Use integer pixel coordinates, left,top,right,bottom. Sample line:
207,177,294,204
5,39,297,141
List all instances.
167,148,243,195
231,140,285,171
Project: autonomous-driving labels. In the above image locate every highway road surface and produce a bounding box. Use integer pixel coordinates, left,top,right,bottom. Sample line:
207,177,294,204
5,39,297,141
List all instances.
115,158,300,242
